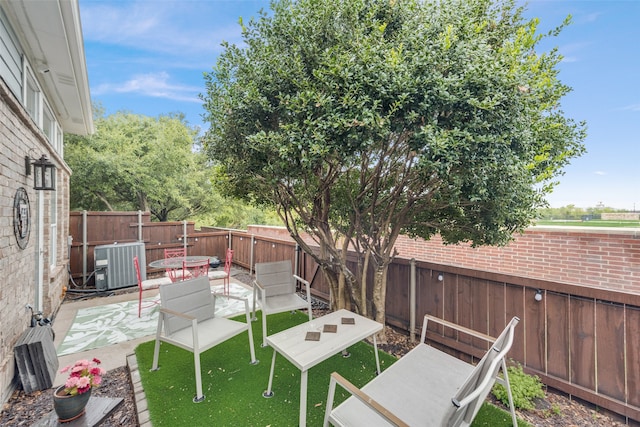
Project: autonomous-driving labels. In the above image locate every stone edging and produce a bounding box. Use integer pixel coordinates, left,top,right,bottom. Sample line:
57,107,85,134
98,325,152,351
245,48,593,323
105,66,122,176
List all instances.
126,353,152,427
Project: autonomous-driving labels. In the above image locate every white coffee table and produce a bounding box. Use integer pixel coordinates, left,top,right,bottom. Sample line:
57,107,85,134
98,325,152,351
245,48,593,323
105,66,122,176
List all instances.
263,309,382,426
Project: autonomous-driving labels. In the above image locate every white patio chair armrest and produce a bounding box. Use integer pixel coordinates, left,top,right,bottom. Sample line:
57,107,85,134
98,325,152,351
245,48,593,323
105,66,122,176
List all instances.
223,294,253,318
452,346,503,409
293,274,311,300
224,294,249,302
453,320,518,410
254,279,270,306
253,279,266,291
328,372,409,427
159,307,196,320
157,307,199,346
251,279,264,319
292,274,309,287
253,279,268,299
421,314,497,344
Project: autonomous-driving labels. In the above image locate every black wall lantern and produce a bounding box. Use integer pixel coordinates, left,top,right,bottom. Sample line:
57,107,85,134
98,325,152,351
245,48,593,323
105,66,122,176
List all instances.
25,155,56,191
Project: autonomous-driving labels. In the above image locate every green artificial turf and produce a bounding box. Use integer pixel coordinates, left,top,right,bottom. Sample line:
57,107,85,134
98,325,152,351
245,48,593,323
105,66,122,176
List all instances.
472,402,531,427
535,219,639,228
135,311,527,426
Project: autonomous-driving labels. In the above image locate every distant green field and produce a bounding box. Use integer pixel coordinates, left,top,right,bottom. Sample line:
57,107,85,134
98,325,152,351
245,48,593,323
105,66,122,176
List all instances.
534,220,640,228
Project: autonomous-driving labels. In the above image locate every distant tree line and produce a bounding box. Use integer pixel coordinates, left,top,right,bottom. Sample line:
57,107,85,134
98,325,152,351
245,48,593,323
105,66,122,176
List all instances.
537,205,632,220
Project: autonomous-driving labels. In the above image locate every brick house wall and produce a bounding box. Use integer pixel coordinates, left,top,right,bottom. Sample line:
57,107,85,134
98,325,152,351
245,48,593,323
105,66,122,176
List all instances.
0,1,92,405
0,78,70,403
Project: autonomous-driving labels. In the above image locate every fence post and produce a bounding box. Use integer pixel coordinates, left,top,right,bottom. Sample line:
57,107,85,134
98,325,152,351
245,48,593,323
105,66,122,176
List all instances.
137,210,143,242
410,258,416,343
183,220,188,252
82,210,87,285
250,234,255,276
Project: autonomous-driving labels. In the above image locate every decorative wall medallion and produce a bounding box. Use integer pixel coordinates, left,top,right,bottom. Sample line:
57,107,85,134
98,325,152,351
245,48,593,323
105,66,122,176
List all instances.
13,187,30,249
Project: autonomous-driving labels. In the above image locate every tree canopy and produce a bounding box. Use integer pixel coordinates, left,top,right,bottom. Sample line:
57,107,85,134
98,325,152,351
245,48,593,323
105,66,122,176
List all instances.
65,109,283,226
202,0,586,327
65,111,215,222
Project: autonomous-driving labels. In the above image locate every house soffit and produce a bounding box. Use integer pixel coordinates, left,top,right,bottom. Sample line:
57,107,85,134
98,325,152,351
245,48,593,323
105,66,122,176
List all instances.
2,0,94,135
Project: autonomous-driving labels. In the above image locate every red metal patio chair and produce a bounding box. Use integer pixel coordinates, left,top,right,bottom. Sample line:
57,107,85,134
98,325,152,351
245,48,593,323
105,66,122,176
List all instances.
182,257,210,280
164,247,186,258
208,248,233,295
134,256,171,317
164,247,189,282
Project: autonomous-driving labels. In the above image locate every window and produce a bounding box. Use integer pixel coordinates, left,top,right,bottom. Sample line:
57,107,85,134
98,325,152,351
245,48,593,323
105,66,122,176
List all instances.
43,102,54,141
0,9,23,99
24,67,40,124
21,58,63,154
55,123,63,155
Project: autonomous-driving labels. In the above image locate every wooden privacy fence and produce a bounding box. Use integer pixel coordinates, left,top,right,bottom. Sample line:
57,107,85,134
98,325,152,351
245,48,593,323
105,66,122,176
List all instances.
68,211,304,286
383,259,640,423
68,211,640,422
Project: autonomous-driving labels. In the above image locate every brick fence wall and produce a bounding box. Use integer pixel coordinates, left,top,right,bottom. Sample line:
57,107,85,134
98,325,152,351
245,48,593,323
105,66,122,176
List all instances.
393,226,640,293
248,225,640,294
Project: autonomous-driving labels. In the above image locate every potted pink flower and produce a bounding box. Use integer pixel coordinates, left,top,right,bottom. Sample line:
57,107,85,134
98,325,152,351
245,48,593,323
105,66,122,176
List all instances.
59,358,105,395
53,358,106,422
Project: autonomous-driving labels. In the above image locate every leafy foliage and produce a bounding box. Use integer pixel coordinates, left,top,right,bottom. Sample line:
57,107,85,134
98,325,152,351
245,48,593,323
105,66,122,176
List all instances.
493,363,545,410
65,111,215,222
202,0,586,318
537,204,632,220
65,108,283,226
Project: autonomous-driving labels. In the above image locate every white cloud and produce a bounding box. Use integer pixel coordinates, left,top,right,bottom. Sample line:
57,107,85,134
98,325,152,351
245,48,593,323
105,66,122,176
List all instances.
560,56,578,63
594,171,606,176
80,1,245,58
557,42,591,64
92,72,202,103
579,12,601,24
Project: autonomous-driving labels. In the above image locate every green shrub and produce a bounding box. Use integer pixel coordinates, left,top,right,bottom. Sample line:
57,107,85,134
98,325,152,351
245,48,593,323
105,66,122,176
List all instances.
492,363,545,410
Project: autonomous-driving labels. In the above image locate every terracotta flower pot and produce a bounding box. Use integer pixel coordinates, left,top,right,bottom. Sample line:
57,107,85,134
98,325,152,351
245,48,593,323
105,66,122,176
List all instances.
52,385,92,423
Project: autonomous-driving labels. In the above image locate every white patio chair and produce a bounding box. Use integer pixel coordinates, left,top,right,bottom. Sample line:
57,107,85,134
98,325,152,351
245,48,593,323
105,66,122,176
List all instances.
252,260,312,347
324,315,520,427
151,276,258,402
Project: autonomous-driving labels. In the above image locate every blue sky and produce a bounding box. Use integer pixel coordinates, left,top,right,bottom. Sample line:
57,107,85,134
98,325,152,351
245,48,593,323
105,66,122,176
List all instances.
79,0,639,210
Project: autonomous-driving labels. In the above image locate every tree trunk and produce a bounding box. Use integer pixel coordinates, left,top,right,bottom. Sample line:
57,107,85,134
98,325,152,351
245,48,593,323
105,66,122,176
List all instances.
337,268,351,310
95,192,114,211
359,249,371,318
371,264,388,344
